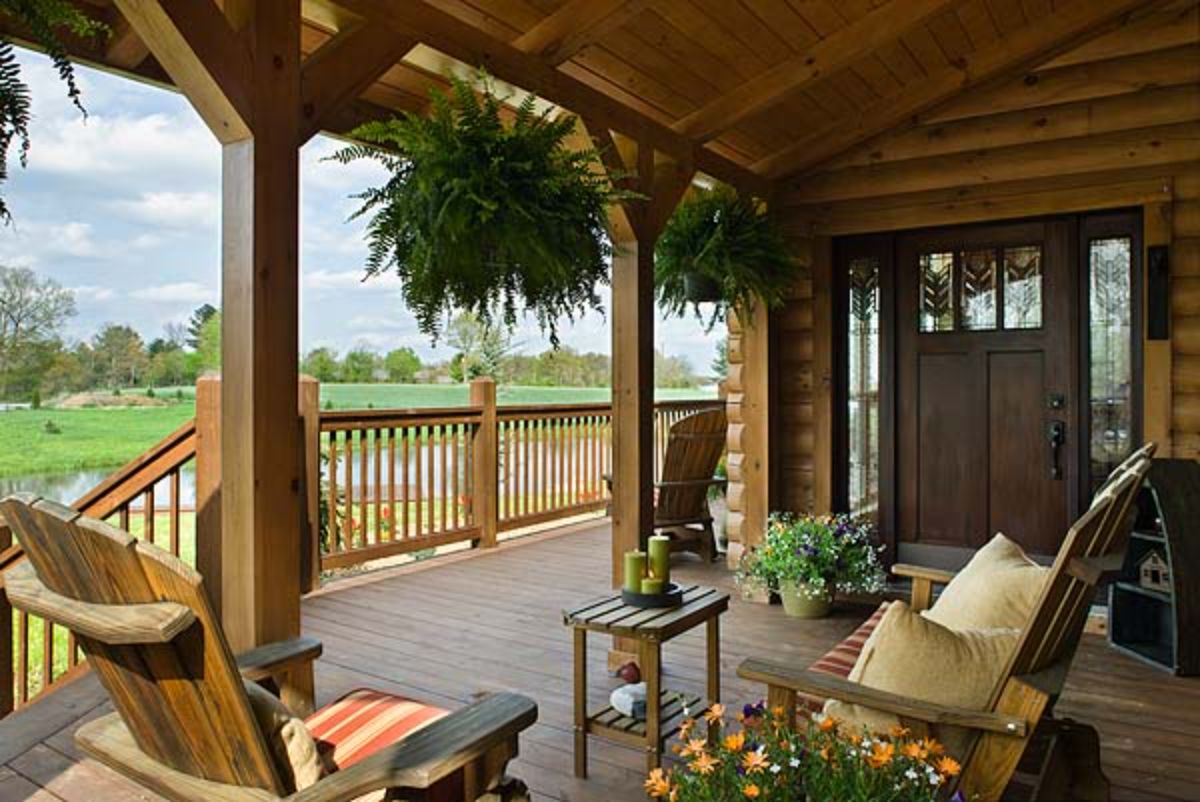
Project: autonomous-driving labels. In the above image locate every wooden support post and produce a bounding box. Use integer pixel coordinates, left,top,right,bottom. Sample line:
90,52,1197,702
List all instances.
0,521,13,717
725,299,772,571
1145,201,1173,455
195,375,223,613
298,375,321,592
471,377,498,548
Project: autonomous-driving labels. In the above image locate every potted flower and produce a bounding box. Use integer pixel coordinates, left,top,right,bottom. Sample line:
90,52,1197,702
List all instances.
330,73,630,344
737,513,885,618
655,186,798,332
646,703,964,802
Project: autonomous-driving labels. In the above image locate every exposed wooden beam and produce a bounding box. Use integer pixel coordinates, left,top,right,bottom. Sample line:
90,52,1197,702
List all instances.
299,23,417,143
513,0,651,65
672,0,960,143
111,0,254,143
324,0,771,197
756,0,1154,179
104,16,150,70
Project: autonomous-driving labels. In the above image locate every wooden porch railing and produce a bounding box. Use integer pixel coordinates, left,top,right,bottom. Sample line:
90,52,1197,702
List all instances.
0,419,198,715
2,381,723,718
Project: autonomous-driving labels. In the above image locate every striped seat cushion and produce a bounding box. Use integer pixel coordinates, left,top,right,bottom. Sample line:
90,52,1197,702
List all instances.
306,688,450,770
798,601,890,715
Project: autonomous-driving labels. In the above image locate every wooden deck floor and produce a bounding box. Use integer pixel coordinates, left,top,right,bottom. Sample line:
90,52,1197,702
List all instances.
2,520,1199,801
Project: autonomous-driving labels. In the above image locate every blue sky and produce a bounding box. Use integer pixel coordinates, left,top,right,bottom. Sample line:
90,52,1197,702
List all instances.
0,50,722,373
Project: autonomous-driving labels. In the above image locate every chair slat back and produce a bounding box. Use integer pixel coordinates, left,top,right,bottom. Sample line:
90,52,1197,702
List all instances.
655,408,727,524
0,494,285,793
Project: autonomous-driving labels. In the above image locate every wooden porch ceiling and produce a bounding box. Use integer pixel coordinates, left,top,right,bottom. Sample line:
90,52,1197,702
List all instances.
3,0,1176,195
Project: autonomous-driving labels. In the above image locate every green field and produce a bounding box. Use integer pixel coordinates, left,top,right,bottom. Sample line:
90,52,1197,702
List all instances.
0,384,713,478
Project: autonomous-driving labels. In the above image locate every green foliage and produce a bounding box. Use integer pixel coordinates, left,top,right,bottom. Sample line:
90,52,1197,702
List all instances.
41,417,58,434
710,337,728,381
737,513,885,599
447,311,512,380
330,73,627,344
656,186,797,331
384,346,422,383
341,347,380,382
302,346,342,383
0,0,107,222
195,312,221,372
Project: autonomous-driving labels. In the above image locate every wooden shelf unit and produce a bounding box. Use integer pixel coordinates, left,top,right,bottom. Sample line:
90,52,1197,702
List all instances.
1107,459,1200,676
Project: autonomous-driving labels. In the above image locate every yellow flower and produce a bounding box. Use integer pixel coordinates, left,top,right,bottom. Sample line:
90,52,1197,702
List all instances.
681,738,708,758
867,742,895,769
922,737,945,756
723,730,746,752
742,750,770,774
743,783,761,799
690,752,720,776
937,756,962,777
644,768,671,798
704,703,726,724
771,705,786,719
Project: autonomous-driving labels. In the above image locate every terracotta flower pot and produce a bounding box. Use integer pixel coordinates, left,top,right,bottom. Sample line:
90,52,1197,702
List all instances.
778,579,833,618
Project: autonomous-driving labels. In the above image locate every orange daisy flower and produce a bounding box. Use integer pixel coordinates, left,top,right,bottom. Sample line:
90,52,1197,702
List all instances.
690,752,720,776
742,750,770,774
819,715,839,733
922,737,945,756
743,784,761,799
681,738,708,758
867,742,895,769
723,731,746,752
902,742,927,760
644,768,671,798
937,756,962,777
704,703,726,724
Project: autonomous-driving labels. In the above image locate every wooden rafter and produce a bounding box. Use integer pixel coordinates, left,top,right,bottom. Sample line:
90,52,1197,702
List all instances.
299,23,417,143
513,0,652,65
672,0,960,143
104,16,150,70
320,0,771,197
757,0,1156,179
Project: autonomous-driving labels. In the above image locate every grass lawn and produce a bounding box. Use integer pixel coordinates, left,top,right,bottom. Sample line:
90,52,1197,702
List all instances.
1,384,714,478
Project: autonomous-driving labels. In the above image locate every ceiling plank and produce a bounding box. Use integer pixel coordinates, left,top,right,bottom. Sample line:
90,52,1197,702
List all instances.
757,0,1156,179
299,23,417,143
323,0,771,197
111,0,253,143
672,0,960,143
514,0,652,64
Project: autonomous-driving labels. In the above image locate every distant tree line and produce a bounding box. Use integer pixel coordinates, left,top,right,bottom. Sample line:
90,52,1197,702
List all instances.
0,267,709,403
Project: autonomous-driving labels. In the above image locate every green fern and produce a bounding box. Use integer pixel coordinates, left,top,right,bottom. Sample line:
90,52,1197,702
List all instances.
655,186,798,331
0,0,107,222
331,73,629,345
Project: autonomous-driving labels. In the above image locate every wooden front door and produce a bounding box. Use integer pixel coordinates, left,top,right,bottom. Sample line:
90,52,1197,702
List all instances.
897,220,1079,558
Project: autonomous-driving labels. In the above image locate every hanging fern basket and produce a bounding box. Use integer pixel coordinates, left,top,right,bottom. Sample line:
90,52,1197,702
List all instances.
330,74,630,345
655,186,798,331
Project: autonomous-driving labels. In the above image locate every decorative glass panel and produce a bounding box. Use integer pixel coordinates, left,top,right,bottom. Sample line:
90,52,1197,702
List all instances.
847,257,880,519
960,249,997,330
919,252,954,332
1004,245,1043,329
1088,237,1133,492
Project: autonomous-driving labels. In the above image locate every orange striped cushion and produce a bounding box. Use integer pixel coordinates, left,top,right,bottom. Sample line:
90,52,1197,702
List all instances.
798,602,891,715
306,689,450,770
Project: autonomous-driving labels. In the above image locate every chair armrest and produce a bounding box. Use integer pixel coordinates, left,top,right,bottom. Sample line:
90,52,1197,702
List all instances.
654,478,728,489
4,561,195,644
290,693,538,802
890,564,957,585
737,659,1026,737
236,636,323,682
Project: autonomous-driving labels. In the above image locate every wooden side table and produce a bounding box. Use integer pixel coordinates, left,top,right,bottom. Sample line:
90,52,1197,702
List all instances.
563,584,729,776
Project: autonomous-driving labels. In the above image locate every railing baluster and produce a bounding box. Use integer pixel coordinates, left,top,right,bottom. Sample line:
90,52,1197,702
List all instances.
17,610,29,706
388,428,396,541
142,488,155,545
415,426,423,538
328,431,340,554
439,425,448,532
402,429,410,538
359,429,369,549
374,428,383,546
343,430,354,550
169,469,181,557
41,618,53,695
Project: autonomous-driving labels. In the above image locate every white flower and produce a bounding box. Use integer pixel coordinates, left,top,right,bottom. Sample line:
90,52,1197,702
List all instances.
789,758,801,769
770,764,783,775
905,769,918,780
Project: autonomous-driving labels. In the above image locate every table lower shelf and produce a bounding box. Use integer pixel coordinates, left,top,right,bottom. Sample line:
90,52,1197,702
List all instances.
586,688,707,748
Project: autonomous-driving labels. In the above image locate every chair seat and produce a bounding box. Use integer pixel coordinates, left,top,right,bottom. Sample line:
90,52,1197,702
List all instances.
799,601,890,715
307,688,450,770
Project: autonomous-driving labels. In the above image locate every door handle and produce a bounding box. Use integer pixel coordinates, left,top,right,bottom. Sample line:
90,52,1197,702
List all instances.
1047,420,1066,480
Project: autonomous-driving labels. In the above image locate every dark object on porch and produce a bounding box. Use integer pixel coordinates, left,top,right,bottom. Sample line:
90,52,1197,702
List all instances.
0,492,538,801
1108,458,1200,675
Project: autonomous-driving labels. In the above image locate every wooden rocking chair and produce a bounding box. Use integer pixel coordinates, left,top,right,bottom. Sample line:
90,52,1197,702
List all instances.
738,446,1154,802
1,492,537,802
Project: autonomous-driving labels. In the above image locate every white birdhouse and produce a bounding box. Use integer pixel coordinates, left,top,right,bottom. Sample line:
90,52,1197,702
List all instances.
1137,550,1171,594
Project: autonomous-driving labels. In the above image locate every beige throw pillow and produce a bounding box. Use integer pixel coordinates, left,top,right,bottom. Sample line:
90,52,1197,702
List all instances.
244,681,326,791
923,533,1048,631
824,601,1019,759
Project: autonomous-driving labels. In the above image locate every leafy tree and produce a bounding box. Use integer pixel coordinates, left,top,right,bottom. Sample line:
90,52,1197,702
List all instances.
42,343,86,394
0,265,74,398
195,311,221,372
446,312,512,381
148,348,188,387
92,324,146,387
301,347,341,382
384,347,421,383
711,337,728,381
0,1,107,221
654,349,699,389
186,303,218,349
341,347,380,383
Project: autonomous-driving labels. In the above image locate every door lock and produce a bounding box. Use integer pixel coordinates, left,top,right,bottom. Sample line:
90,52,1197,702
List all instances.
1047,420,1066,480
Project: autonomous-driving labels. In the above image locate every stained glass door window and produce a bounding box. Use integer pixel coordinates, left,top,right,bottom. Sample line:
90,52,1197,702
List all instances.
1088,237,1134,491
848,257,880,518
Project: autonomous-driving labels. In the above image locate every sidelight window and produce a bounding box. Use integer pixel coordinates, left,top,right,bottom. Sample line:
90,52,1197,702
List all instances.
919,252,954,332
1088,237,1134,492
847,257,881,517
1003,246,1043,329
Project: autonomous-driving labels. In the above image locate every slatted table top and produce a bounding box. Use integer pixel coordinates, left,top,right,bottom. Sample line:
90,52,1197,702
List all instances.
562,584,729,641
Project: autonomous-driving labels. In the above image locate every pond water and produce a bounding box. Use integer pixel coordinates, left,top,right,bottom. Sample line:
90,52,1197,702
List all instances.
0,466,198,507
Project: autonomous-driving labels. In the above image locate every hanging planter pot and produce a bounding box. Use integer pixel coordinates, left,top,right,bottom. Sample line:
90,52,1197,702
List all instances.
683,272,722,303
330,73,634,345
655,186,798,332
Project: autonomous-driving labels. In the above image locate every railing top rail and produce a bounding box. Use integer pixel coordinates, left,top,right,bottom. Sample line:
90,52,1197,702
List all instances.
652,398,725,410
497,402,613,418
319,406,485,430
71,419,198,515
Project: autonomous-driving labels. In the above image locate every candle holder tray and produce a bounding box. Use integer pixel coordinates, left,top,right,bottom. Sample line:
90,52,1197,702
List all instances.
621,582,684,609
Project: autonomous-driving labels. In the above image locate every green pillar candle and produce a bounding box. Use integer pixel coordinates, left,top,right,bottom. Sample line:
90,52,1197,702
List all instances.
648,535,671,585
641,576,665,595
623,551,647,593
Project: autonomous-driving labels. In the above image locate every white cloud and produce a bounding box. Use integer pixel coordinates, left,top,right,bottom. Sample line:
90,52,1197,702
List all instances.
304,269,366,290
131,282,213,304
112,191,218,230
70,285,116,303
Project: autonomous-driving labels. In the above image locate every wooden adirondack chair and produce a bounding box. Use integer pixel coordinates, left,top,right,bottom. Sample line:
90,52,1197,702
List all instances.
738,448,1154,802
0,493,537,802
653,407,728,561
